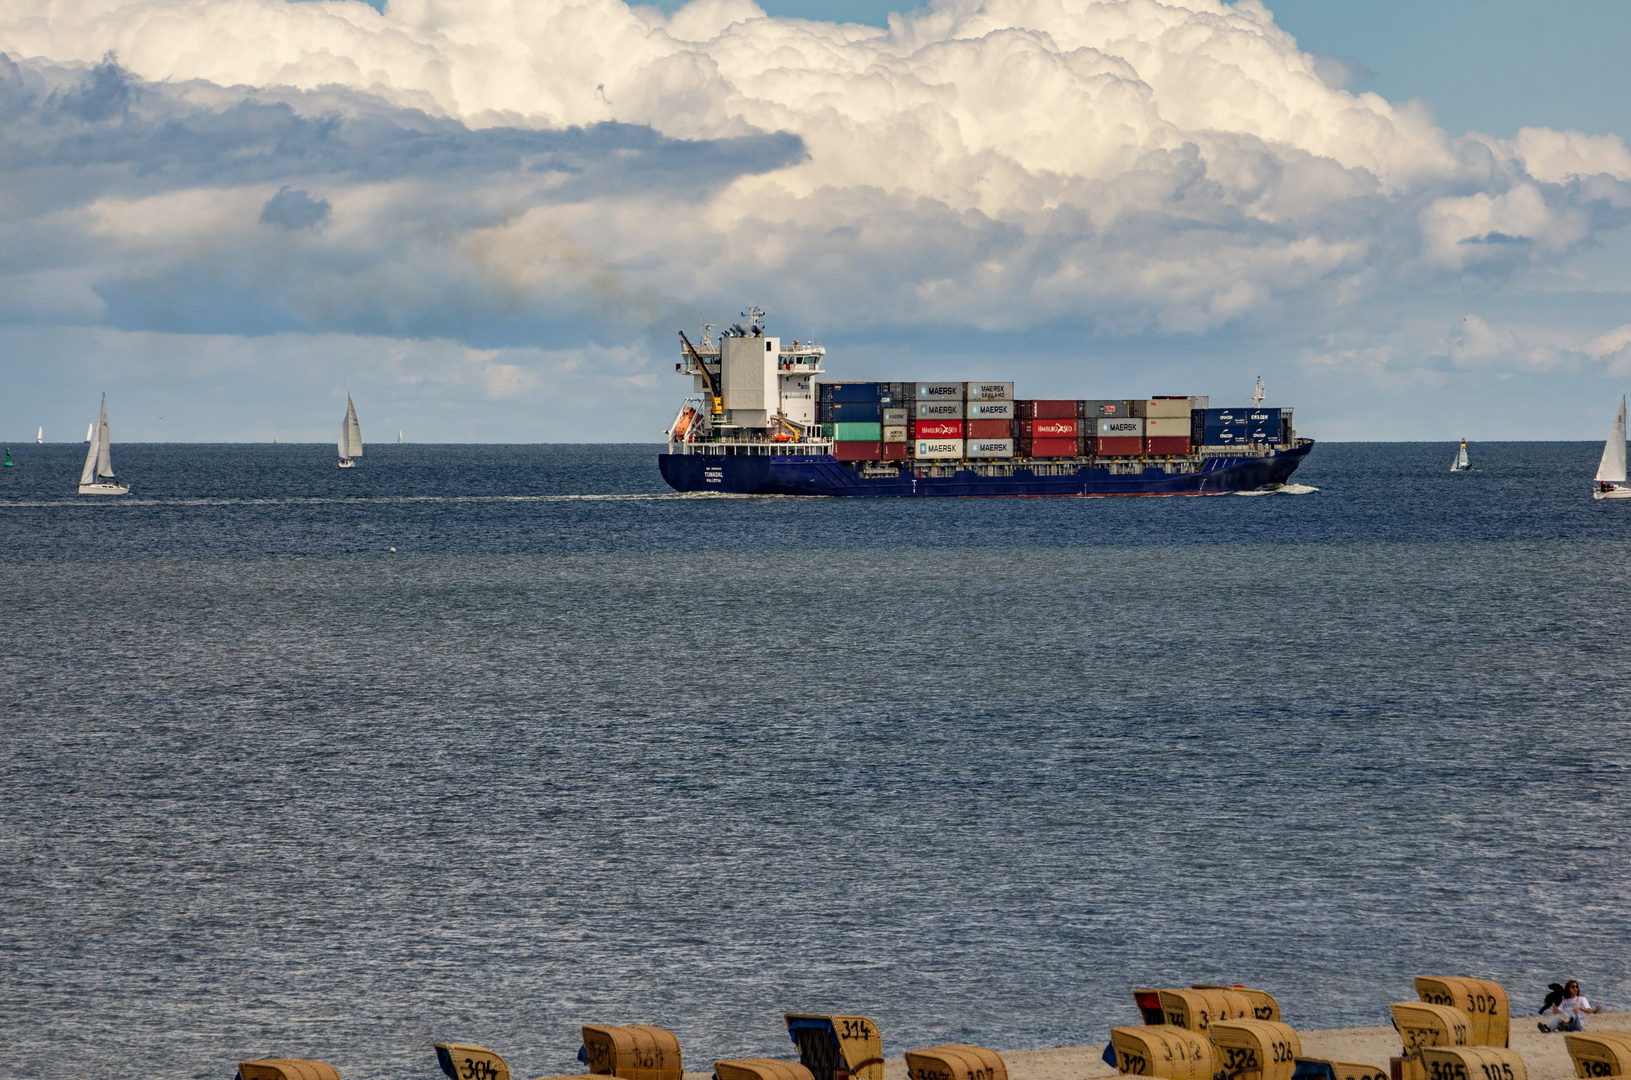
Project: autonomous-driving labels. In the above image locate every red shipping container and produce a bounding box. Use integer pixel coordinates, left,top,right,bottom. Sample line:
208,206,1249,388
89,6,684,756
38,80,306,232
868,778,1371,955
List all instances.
915,419,964,438
880,442,908,460
1034,400,1078,419
1146,436,1191,456
1097,436,1142,456
1016,400,1037,419
1028,437,1078,457
966,418,1014,438
832,441,881,461
1020,418,1077,437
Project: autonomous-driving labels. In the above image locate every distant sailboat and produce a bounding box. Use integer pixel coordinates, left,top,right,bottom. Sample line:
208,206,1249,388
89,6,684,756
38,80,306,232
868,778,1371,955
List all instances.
338,395,363,468
84,422,93,442
1450,439,1470,472
1594,396,1630,500
78,394,130,495
36,426,43,444
398,429,402,444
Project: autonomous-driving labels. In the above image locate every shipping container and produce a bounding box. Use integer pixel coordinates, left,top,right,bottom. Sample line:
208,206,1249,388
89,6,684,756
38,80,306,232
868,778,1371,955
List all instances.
821,382,886,403
1021,418,1078,437
1027,437,1078,457
914,438,963,459
1145,397,1192,419
1145,416,1188,438
1097,416,1144,437
1082,399,1131,417
916,400,965,420
966,418,1014,438
914,419,964,438
882,408,908,424
880,442,908,461
1201,427,1252,445
1200,408,1255,426
965,381,1015,401
831,441,881,461
829,400,882,422
882,425,908,443
833,421,883,441
1097,436,1143,455
967,400,1016,420
967,438,1015,458
1033,399,1077,419
916,381,964,401
1147,436,1190,455
1247,408,1282,427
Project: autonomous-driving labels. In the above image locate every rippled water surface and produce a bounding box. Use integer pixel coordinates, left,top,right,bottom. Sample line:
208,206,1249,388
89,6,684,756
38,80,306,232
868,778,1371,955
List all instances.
2,443,1628,1080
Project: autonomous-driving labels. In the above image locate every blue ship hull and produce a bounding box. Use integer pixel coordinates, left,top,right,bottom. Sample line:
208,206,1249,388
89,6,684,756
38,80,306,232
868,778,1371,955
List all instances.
659,441,1313,496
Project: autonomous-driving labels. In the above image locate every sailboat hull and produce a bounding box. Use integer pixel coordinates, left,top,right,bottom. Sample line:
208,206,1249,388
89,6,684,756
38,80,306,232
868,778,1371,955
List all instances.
78,482,130,495
1594,484,1631,500
338,459,356,468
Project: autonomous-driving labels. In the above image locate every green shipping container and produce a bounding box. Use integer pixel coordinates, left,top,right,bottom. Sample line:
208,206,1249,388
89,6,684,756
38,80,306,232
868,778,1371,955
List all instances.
832,421,883,441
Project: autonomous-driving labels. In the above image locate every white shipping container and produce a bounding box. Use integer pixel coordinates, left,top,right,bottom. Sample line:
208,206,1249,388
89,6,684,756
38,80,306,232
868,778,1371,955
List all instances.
1145,416,1189,436
1188,396,1210,410
1145,398,1192,419
917,382,965,400
966,381,1015,401
967,400,1016,419
914,438,963,459
967,438,1015,458
883,425,909,443
916,400,966,419
882,408,908,424
1098,417,1145,437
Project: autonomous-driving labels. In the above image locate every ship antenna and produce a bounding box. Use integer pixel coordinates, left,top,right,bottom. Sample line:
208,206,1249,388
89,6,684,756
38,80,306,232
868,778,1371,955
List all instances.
1252,375,1265,407
743,305,766,331
702,323,713,348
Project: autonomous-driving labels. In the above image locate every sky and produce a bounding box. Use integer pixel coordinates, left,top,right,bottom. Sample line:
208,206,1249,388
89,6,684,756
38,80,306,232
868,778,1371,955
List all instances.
4,0,1631,443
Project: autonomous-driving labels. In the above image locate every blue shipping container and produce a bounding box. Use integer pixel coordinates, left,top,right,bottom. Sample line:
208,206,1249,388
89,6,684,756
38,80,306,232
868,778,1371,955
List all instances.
1202,426,1280,445
1201,407,1281,427
822,382,887,403
829,400,883,421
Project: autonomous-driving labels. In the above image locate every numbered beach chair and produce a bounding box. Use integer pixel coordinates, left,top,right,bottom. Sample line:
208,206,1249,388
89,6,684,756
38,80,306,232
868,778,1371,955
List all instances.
1564,1032,1631,1078
581,1025,684,1080
1193,986,1283,1023
715,1059,817,1080
1104,1025,1218,1079
436,1044,511,1080
1414,978,1511,1048
1389,1002,1472,1080
1209,1019,1302,1080
1417,1047,1527,1080
1291,1058,1388,1080
238,1061,342,1080
1132,988,1257,1033
785,1014,884,1080
904,1044,1008,1080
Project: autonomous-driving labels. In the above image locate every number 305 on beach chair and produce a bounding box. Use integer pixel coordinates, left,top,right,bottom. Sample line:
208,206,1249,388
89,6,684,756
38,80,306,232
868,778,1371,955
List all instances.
904,1043,1008,1080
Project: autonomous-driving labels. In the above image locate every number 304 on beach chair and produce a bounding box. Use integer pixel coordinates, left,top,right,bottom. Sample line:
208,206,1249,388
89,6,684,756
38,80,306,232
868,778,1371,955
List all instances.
435,1044,511,1080
785,1014,885,1080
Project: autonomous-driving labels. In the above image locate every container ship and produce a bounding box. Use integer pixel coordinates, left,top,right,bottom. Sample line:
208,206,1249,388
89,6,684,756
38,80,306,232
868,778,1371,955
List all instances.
659,309,1313,496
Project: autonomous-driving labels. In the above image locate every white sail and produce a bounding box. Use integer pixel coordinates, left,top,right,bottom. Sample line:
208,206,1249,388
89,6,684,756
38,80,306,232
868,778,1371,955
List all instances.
36,426,42,444
1596,396,1627,483
95,395,114,477
79,418,99,485
340,395,363,459
84,422,93,442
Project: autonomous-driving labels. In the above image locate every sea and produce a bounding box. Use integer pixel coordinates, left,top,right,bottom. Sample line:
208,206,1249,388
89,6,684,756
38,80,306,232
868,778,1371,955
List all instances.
2,441,1628,1080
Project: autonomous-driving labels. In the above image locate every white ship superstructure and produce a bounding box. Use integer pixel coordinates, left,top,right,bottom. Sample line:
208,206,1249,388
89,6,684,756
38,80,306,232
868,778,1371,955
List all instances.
669,307,833,455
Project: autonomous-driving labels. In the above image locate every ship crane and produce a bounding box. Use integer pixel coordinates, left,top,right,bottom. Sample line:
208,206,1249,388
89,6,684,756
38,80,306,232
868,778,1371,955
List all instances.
678,330,723,428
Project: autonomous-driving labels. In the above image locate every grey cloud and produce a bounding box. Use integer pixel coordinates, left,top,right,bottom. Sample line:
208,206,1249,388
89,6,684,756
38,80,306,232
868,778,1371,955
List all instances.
260,186,330,230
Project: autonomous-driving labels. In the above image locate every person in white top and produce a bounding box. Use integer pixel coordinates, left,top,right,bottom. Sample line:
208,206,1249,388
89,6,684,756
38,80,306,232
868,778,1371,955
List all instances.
1539,980,1603,1031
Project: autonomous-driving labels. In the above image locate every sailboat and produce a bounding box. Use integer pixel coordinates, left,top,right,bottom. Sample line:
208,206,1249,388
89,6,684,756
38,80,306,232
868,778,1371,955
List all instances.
78,394,130,495
1594,396,1630,500
36,427,43,444
84,422,93,442
1450,440,1470,472
338,395,363,468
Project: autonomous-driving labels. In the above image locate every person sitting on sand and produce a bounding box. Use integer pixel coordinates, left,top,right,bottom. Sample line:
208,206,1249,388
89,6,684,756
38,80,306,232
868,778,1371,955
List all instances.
1539,981,1603,1032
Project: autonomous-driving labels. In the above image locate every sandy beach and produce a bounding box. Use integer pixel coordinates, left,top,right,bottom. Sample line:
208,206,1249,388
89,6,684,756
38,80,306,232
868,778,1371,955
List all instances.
669,1013,1631,1080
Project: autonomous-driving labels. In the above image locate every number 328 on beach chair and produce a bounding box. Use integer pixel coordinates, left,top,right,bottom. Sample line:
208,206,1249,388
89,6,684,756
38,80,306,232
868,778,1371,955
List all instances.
1565,1032,1631,1079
